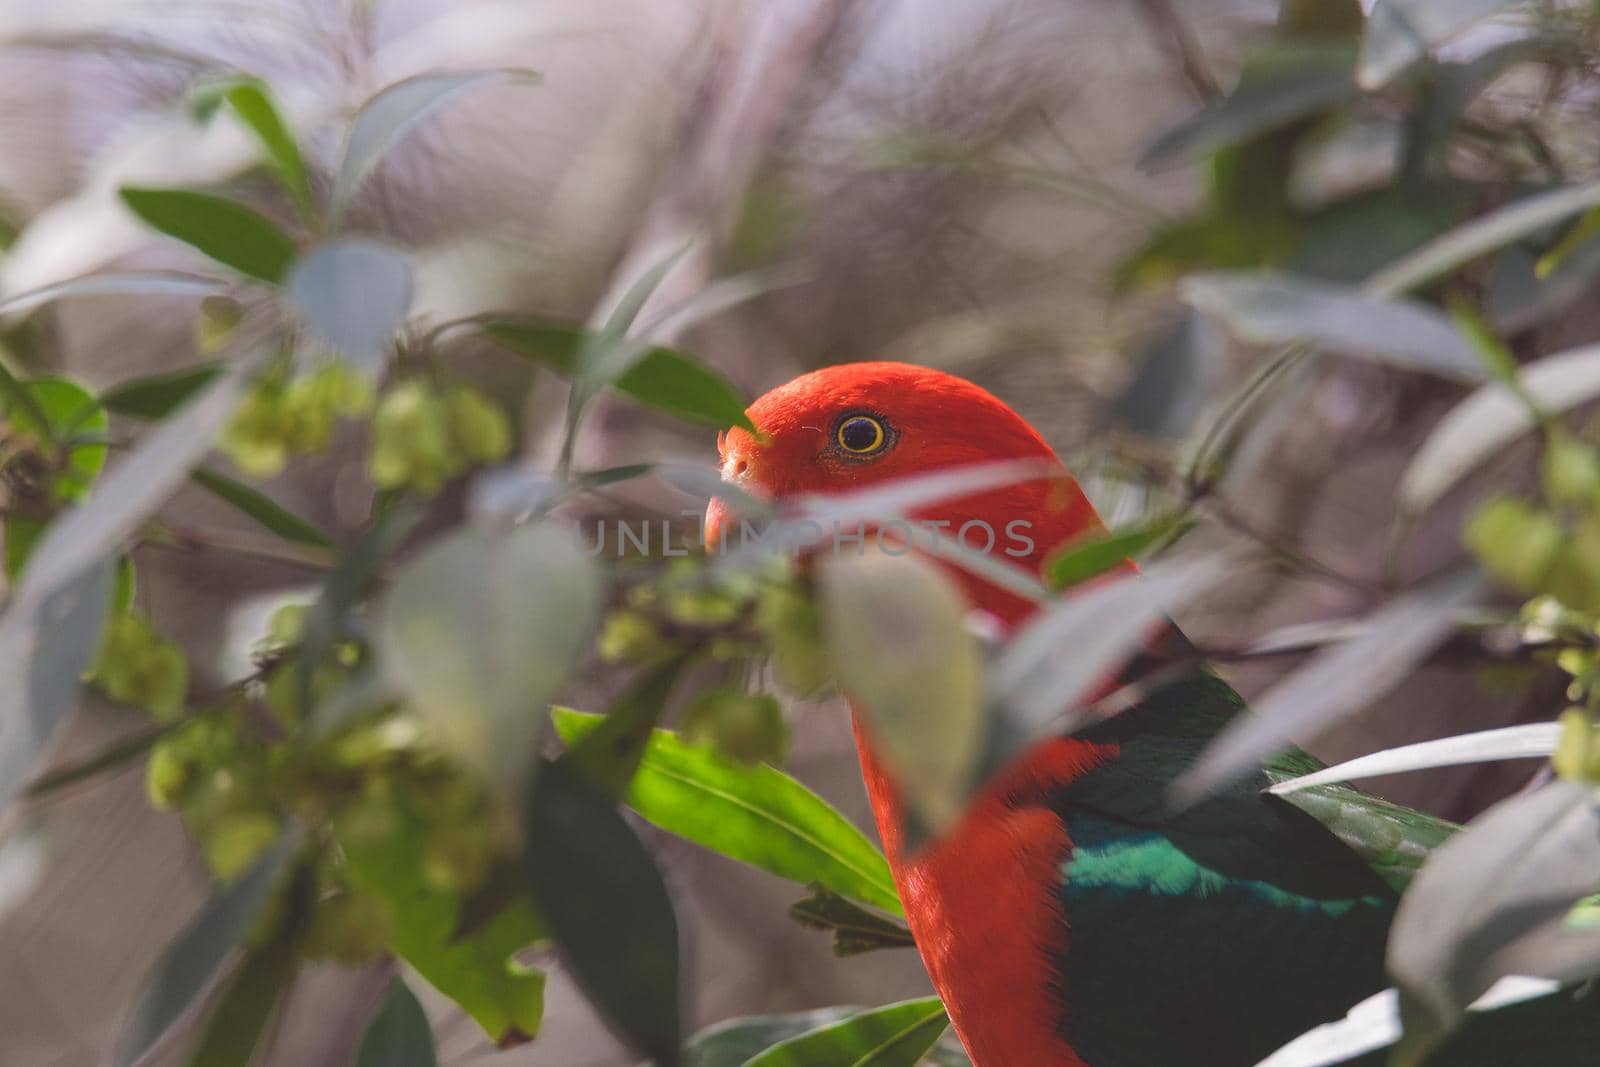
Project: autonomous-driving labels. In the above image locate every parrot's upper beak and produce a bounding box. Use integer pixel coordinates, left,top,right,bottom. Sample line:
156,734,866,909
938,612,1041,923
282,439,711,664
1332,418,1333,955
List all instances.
705,425,761,552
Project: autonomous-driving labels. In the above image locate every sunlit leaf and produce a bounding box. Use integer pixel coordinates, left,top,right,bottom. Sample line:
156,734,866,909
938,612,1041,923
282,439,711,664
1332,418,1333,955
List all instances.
1388,781,1600,1065
1180,272,1486,382
483,319,754,431
378,523,598,791
331,70,541,219
2,377,107,501
120,188,297,283
1360,0,1522,89
523,759,681,1065
1268,723,1561,795
0,271,226,320
102,364,224,419
356,977,437,1067
1172,571,1482,805
1399,344,1600,518
189,468,334,549
287,239,413,373
112,837,297,1067
744,997,948,1067
789,884,915,956
553,709,901,915
1042,514,1188,590
209,77,316,224
820,549,983,834
686,1009,859,1067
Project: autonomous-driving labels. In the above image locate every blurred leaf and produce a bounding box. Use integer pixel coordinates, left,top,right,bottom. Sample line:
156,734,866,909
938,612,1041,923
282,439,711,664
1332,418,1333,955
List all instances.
0,270,225,320
1171,570,1483,806
853,1011,951,1067
189,469,334,549
1268,777,1458,893
1388,781,1600,1065
0,832,46,921
3,377,107,500
0,560,111,812
819,550,984,834
523,759,681,1065
377,523,599,792
287,240,413,373
113,837,297,1067
1537,206,1600,279
685,1009,860,1067
789,884,915,956
1180,272,1486,381
987,555,1227,749
1366,182,1600,296
356,977,436,1067
744,997,948,1067
1290,186,1466,284
1141,43,1355,169
102,364,224,419
1399,343,1600,518
1042,515,1188,591
331,70,541,219
483,319,755,431
560,657,689,799
553,709,902,915
209,78,315,225
184,937,297,1067
798,459,1061,531
1360,0,1521,89
1269,723,1561,796
119,188,297,283
1112,313,1220,437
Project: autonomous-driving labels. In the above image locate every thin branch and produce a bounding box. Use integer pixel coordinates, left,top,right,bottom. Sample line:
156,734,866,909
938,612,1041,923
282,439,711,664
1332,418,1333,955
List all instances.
1131,0,1221,102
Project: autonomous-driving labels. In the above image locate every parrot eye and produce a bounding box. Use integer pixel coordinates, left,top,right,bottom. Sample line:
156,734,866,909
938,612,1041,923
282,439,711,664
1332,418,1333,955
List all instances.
834,414,890,456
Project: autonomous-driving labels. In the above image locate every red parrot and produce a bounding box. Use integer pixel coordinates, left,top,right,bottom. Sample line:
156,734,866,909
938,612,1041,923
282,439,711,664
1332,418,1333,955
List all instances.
704,361,1600,1066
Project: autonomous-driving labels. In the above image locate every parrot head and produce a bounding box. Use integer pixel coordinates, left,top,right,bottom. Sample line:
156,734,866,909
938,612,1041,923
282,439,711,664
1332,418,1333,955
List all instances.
706,360,1105,624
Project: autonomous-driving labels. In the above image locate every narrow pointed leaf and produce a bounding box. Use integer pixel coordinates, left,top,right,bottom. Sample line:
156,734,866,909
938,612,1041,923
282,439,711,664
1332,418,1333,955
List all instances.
789,885,915,956
1173,571,1482,805
1269,724,1561,795
332,70,540,218
214,79,315,222
120,188,297,283
523,759,681,1066
560,657,690,799
553,709,901,915
744,997,947,1067
686,1009,860,1067
851,1009,950,1067
184,938,298,1067
356,977,436,1067
1042,515,1187,590
190,469,334,548
102,364,224,419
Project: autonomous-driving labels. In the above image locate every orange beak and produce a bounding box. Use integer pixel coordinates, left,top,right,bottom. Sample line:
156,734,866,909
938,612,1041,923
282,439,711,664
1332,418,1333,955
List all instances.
705,425,760,553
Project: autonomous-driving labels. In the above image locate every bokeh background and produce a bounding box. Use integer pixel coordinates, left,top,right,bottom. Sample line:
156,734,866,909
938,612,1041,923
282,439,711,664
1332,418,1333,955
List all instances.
0,1,1586,1063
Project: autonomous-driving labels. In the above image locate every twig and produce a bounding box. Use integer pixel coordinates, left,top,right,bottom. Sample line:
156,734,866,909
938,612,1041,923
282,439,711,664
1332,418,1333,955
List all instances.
1131,0,1221,102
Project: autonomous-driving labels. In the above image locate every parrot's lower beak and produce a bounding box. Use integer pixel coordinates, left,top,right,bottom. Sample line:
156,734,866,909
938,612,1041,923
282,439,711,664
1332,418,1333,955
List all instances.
704,495,731,553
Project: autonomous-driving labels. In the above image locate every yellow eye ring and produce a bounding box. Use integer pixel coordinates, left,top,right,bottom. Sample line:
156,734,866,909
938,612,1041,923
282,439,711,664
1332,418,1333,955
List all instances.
836,414,888,455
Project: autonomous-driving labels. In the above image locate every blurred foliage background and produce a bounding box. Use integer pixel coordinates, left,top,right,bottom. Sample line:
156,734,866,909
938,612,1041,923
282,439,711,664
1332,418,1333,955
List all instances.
5,0,1600,1064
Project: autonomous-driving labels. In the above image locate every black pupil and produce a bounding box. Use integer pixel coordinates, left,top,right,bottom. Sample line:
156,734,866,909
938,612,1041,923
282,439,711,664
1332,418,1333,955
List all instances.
841,418,879,451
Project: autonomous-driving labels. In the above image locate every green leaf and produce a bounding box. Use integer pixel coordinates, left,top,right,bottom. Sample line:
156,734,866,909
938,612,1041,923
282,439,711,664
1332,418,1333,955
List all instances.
185,938,298,1067
1172,570,1483,806
120,187,297,283
356,977,437,1067
211,78,315,224
1042,515,1188,590
553,709,901,916
102,364,224,419
789,884,915,956
744,997,947,1067
377,523,599,791
1,377,108,501
287,240,413,373
851,1009,950,1067
1400,344,1600,518
1268,775,1459,893
560,657,690,798
1360,0,1520,89
523,758,681,1065
686,1009,860,1067
189,468,334,548
332,70,541,219
1180,272,1487,382
819,550,983,835
113,837,297,1066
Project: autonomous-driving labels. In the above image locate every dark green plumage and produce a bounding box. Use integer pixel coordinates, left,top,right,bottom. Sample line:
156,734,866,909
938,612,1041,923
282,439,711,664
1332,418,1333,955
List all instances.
1043,660,1600,1066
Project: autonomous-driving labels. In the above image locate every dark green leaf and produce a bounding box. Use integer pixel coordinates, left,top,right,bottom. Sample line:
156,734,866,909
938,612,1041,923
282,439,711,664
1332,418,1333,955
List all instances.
561,657,690,799
212,78,315,224
523,759,681,1066
553,709,901,915
356,977,437,1067
120,187,297,283
188,469,334,548
1267,774,1458,893
332,70,541,218
789,885,915,956
113,837,297,1067
287,240,413,372
102,364,224,419
1042,515,1188,590
185,938,298,1067
743,997,947,1067
686,1009,860,1067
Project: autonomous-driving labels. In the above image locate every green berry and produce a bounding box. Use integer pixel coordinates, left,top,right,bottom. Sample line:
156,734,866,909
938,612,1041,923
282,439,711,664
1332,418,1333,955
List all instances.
1464,497,1562,593
597,611,663,663
683,690,787,764
93,614,189,720
202,809,281,881
444,385,511,464
1543,434,1600,509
